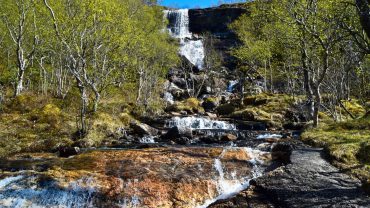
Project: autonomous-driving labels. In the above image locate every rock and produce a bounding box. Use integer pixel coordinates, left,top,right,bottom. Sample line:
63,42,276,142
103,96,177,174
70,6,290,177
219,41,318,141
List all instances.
189,5,249,69
174,137,192,145
162,126,193,141
216,103,236,115
202,97,219,112
221,133,237,142
205,112,218,118
271,143,293,164
130,121,159,137
0,147,263,208
210,148,370,207
58,146,80,158
252,148,370,207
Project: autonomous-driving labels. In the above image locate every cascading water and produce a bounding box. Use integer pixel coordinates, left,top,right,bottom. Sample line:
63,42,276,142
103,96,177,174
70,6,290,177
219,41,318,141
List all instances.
167,116,236,130
165,9,205,69
198,147,267,208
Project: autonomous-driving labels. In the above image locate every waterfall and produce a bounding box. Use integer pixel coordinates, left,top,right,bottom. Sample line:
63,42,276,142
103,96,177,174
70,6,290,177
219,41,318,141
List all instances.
227,80,238,93
164,9,205,69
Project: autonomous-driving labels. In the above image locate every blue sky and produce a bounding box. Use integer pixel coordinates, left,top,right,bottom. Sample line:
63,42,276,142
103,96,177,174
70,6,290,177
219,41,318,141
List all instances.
160,0,246,9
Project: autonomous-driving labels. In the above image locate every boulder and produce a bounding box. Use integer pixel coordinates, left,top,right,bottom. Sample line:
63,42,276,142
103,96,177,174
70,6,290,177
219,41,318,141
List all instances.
130,121,159,137
162,126,193,141
271,143,293,164
221,133,238,142
202,97,219,112
58,146,80,158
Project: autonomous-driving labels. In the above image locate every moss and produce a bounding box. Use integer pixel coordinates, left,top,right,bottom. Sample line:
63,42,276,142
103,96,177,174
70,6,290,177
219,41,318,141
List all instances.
166,98,205,114
357,142,370,164
341,99,366,118
216,103,236,115
302,118,370,189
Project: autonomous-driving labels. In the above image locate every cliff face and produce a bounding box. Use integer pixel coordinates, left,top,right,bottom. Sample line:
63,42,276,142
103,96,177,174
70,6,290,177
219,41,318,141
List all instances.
189,4,250,70
189,5,248,37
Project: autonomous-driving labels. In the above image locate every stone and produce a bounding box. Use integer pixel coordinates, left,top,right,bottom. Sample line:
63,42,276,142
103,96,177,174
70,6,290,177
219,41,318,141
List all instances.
271,143,293,164
58,146,80,158
162,126,193,141
221,133,238,142
0,147,264,208
209,148,370,207
202,98,219,112
205,112,218,118
130,121,159,136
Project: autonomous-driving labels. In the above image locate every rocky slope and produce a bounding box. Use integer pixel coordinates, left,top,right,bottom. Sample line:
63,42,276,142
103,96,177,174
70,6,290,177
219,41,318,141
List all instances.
209,147,370,207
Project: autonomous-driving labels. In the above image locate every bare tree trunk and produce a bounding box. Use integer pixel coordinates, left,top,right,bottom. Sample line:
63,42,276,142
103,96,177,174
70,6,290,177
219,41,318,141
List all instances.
313,84,321,127
78,83,88,135
15,68,25,96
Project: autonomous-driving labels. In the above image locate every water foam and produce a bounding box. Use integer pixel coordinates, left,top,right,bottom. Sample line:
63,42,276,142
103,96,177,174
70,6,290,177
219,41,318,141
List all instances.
164,9,205,69
167,116,236,130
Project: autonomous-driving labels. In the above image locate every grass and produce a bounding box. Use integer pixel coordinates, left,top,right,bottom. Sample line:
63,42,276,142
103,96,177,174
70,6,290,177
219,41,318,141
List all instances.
0,91,136,158
302,117,370,193
166,97,205,114
228,93,299,128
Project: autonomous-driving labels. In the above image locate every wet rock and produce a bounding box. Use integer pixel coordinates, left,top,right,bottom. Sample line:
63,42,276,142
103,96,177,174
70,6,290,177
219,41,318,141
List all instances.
205,112,218,118
130,121,159,137
0,147,269,208
253,148,370,207
162,126,193,141
221,133,237,142
271,143,293,164
174,137,192,145
202,98,219,112
58,146,80,158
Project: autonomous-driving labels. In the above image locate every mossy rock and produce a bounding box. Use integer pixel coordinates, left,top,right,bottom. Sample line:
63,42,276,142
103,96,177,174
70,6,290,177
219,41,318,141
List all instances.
232,108,271,121
357,142,370,164
166,98,205,114
342,100,366,118
216,103,236,115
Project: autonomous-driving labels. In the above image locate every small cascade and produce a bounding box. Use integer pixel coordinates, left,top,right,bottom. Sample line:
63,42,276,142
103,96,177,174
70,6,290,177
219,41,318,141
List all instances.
139,135,156,144
257,133,283,139
227,80,238,93
167,116,236,130
198,147,267,208
163,92,174,104
164,9,205,69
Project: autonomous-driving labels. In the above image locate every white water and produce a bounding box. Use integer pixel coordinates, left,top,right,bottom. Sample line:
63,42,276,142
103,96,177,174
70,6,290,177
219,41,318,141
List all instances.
163,92,174,104
227,80,238,93
139,135,156,144
167,116,236,130
165,9,205,69
257,133,283,139
198,147,266,208
0,175,96,208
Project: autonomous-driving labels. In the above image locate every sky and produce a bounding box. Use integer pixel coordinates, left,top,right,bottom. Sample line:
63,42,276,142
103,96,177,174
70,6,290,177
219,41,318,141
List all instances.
160,0,246,9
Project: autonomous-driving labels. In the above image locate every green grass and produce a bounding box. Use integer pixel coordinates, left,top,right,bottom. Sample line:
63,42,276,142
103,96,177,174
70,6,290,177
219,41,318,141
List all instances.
0,92,135,158
302,118,370,192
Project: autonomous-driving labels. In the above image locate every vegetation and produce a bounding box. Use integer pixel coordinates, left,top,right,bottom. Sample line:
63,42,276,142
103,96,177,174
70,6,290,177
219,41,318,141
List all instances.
302,118,370,192
231,0,370,190
231,0,370,127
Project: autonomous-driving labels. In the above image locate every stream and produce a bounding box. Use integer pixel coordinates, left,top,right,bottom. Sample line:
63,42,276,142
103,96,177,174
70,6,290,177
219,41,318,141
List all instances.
0,116,280,208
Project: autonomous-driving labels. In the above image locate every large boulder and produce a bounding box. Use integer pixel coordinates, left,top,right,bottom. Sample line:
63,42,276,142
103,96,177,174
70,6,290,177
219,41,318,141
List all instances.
202,97,219,112
130,121,159,137
58,146,80,158
162,126,193,142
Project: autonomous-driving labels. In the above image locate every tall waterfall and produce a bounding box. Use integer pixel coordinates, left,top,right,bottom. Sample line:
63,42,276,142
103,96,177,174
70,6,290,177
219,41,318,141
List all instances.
165,9,205,69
